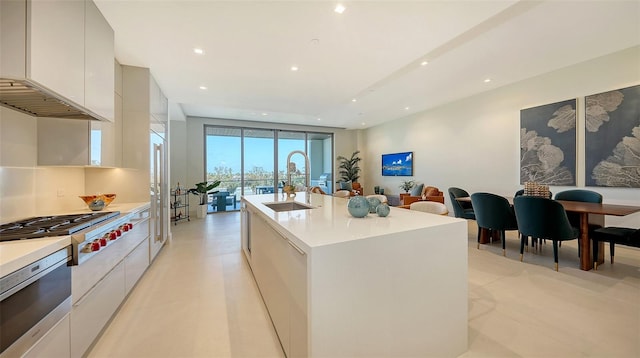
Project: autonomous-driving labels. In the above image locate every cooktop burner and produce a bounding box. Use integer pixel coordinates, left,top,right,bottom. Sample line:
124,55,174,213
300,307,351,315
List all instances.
0,211,120,242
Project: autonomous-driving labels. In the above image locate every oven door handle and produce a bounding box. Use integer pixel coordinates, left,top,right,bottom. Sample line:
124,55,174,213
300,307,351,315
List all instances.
0,256,70,301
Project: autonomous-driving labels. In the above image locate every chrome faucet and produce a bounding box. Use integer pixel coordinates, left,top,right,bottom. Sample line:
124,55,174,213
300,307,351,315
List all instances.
286,150,310,191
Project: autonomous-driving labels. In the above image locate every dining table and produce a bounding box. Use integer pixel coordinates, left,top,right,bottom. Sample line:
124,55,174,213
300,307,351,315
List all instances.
455,196,640,270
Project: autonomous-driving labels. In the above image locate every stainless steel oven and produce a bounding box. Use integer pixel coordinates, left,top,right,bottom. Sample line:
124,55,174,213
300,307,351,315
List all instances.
0,246,72,357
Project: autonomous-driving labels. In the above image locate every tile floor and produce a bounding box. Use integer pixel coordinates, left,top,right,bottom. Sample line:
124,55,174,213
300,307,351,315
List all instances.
88,212,640,357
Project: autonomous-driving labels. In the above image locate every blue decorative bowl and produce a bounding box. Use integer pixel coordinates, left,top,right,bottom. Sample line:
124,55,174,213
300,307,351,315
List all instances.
347,196,370,218
367,197,382,213
376,203,390,217
88,199,105,211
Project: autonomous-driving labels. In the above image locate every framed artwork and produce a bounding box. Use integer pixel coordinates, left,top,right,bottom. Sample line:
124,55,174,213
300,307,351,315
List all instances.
585,84,640,187
382,151,413,176
520,99,576,185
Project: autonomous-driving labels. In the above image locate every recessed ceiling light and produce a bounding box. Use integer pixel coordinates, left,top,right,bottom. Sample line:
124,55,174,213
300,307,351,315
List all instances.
484,78,491,83
335,4,346,14
193,48,204,55
361,122,366,126
317,118,321,121
405,107,410,110
352,98,357,102
199,86,207,90
420,61,428,66
262,113,268,116
291,66,299,71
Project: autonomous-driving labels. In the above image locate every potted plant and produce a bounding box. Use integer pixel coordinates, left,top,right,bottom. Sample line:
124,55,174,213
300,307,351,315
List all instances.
188,180,221,218
336,150,361,183
399,180,415,193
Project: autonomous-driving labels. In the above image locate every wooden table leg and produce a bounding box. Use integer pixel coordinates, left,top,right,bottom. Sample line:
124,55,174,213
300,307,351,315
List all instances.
478,228,501,244
579,213,592,270
590,214,605,266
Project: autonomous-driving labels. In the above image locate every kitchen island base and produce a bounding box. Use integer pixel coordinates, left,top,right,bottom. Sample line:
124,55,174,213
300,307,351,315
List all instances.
243,194,468,357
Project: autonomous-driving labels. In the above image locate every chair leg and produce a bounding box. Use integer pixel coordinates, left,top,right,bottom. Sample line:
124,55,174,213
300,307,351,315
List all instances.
501,230,506,256
553,240,559,271
520,234,525,261
477,227,481,249
610,242,615,264
593,239,599,270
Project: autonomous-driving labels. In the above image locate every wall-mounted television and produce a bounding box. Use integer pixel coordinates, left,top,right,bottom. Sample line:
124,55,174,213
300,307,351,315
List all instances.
382,151,413,176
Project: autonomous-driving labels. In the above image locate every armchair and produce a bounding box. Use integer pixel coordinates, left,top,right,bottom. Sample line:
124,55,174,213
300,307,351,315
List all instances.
401,186,444,205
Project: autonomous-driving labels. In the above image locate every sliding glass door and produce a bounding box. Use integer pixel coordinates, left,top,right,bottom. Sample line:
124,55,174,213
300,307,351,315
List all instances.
205,127,241,213
243,129,275,195
205,125,333,213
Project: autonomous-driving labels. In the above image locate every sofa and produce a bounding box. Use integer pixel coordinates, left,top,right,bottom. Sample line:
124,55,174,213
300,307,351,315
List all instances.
336,181,363,196
401,185,444,205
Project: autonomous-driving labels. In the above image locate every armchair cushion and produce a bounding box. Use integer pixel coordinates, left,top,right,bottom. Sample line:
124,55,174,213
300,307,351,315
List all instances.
410,183,424,197
339,181,353,191
351,182,363,196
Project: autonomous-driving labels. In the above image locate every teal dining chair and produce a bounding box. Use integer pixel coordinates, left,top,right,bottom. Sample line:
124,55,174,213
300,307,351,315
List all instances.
471,193,519,256
513,196,579,271
555,189,602,253
448,187,475,220
591,227,640,269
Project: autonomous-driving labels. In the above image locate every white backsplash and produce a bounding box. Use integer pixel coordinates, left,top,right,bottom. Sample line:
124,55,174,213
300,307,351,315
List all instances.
0,166,85,221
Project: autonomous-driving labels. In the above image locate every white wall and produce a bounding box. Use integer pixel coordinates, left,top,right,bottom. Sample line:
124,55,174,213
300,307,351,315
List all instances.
362,46,640,227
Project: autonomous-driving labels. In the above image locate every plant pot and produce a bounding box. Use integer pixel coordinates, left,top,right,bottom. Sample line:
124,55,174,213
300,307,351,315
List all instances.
196,204,207,219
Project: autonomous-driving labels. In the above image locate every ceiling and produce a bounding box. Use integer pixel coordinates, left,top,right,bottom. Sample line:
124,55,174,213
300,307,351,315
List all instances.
94,1,640,129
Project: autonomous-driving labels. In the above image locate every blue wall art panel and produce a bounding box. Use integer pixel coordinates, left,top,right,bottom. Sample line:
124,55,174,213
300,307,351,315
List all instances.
520,99,576,185
382,152,413,176
585,84,640,187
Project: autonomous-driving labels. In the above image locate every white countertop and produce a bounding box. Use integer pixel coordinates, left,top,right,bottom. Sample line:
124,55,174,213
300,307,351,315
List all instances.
0,202,150,277
0,236,71,277
243,193,463,250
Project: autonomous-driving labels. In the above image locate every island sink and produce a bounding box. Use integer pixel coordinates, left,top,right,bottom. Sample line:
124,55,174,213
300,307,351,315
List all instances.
263,201,314,212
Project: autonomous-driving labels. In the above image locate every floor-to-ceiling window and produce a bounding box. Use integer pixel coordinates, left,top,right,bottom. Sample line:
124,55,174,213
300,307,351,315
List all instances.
205,125,333,212
243,129,275,195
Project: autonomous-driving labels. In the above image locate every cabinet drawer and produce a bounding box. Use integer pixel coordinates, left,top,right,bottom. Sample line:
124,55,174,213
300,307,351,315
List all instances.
125,237,149,294
23,314,70,358
70,262,125,358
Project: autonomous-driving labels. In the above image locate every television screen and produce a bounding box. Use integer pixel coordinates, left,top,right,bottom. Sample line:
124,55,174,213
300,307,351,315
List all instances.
382,152,413,176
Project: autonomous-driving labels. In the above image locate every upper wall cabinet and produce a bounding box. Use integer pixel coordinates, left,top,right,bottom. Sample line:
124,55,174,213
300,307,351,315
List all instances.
37,118,118,167
0,0,114,122
121,66,167,169
84,0,115,122
150,76,168,128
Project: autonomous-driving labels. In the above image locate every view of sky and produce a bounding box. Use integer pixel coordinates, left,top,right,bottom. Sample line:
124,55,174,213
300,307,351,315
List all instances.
206,136,307,175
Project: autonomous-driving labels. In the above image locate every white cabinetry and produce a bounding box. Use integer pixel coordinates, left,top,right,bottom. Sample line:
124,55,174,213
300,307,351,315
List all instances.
0,0,115,122
22,314,71,358
84,0,115,122
122,66,167,169
37,117,118,167
249,211,308,357
29,0,85,105
71,262,125,358
70,206,151,357
125,238,150,294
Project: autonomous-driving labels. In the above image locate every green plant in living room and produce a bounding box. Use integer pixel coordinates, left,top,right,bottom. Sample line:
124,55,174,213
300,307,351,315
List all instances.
188,180,221,205
399,180,415,193
336,150,361,183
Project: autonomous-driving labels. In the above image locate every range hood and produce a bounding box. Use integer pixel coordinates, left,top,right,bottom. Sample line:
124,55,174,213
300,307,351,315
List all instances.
0,78,107,121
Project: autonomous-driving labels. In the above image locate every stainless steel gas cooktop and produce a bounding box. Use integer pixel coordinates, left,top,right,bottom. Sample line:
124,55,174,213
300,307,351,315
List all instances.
0,212,120,242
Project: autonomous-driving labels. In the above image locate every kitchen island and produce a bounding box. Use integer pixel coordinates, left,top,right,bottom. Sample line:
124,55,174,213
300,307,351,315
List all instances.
242,193,468,357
